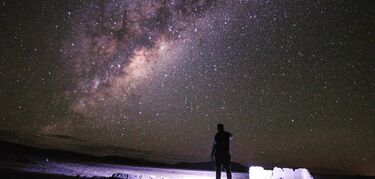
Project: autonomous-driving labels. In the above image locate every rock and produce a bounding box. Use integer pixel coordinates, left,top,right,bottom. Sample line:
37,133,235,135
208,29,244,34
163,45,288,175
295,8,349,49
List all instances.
249,166,314,179
111,173,157,179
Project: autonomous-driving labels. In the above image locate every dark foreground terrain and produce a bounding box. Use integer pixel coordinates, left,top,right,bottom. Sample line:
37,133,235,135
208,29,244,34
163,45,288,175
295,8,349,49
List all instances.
0,140,372,179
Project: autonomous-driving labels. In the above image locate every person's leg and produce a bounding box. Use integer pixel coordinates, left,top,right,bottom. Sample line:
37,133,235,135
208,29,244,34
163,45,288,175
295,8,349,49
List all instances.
215,161,222,179
223,162,232,179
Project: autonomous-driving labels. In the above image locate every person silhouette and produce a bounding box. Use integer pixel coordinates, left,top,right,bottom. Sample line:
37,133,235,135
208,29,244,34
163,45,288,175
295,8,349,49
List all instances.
211,123,232,179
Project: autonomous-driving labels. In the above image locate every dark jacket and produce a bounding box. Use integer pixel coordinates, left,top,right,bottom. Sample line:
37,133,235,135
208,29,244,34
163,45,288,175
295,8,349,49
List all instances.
213,131,232,157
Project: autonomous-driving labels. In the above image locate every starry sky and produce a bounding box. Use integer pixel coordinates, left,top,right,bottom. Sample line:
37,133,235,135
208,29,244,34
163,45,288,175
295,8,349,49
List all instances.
0,0,374,176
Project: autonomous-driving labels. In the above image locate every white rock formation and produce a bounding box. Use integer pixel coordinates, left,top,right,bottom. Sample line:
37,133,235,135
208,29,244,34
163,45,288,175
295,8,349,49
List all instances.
249,166,314,179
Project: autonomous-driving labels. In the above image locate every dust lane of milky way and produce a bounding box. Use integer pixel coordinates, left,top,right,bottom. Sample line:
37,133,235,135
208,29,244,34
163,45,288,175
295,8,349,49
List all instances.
61,0,221,121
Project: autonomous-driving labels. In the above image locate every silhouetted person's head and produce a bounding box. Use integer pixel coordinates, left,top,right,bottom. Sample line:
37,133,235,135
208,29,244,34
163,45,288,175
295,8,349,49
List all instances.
217,123,224,131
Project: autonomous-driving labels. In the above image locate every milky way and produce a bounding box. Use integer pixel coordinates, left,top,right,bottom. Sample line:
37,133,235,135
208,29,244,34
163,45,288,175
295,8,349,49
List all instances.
62,0,222,126
0,0,374,176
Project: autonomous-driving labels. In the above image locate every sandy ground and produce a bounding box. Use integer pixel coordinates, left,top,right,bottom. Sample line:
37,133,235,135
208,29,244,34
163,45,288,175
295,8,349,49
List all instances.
0,159,248,179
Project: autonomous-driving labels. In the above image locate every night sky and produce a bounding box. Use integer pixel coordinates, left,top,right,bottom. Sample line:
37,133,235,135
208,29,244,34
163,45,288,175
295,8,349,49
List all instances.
0,0,374,176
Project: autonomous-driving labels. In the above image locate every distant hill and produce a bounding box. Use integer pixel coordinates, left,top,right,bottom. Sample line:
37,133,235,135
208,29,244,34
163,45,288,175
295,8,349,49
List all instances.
0,139,247,172
174,161,248,172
